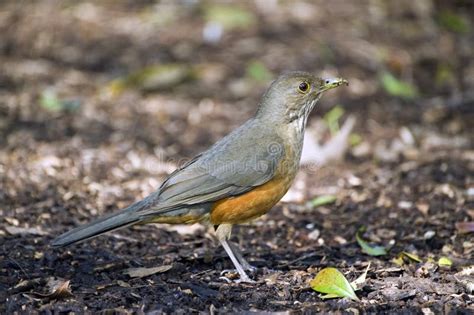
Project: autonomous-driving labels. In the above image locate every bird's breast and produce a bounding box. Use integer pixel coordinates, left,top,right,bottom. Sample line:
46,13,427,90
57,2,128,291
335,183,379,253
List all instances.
209,174,294,225
209,139,301,225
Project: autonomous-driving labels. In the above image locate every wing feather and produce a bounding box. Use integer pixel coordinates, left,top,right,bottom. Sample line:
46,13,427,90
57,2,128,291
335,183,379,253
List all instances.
137,120,284,218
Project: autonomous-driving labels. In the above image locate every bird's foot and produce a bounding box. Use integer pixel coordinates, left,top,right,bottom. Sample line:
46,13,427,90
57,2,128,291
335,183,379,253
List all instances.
220,266,257,275
219,275,256,284
220,268,235,276
219,269,256,283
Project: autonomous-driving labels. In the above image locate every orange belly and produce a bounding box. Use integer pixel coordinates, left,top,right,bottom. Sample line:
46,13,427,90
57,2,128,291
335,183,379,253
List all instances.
210,176,292,225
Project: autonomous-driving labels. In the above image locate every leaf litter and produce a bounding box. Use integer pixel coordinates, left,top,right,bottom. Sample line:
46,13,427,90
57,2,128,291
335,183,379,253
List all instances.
0,0,473,313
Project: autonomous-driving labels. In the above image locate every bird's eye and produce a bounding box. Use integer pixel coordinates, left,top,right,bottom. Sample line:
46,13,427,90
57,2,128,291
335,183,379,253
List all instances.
298,82,309,93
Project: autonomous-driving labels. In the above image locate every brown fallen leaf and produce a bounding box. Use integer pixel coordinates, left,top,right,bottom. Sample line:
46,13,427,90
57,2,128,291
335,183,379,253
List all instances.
25,278,73,300
455,222,474,234
380,288,417,301
124,265,173,278
415,202,430,216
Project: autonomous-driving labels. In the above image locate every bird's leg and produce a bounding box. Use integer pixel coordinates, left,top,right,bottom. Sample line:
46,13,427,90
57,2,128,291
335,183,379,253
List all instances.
229,241,257,272
215,224,254,283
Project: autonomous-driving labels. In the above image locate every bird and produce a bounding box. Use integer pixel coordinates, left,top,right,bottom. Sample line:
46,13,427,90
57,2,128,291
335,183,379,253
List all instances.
52,71,348,283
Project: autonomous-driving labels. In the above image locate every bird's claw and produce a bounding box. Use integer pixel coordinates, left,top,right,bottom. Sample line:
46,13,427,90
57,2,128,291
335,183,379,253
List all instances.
220,269,235,276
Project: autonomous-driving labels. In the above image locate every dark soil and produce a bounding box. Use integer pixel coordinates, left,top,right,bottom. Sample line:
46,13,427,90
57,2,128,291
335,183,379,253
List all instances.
0,1,473,314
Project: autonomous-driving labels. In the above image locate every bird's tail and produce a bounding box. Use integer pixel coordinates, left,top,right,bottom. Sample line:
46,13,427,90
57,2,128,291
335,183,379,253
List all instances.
51,205,142,247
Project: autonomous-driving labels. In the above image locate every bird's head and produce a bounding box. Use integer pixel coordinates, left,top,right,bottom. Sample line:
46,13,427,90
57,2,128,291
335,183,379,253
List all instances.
257,71,348,124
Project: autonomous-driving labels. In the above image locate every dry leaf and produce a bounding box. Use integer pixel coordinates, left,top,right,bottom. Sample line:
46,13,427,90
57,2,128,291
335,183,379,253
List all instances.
351,263,371,290
12,279,42,293
301,115,356,165
116,280,131,288
124,265,173,278
416,202,430,216
455,222,474,234
5,226,47,235
454,266,474,294
26,278,73,300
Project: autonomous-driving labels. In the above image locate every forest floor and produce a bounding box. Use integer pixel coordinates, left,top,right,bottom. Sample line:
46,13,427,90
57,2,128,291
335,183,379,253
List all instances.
0,1,473,314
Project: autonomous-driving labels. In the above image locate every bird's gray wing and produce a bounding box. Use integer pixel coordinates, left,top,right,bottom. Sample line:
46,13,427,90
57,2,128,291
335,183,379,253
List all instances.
137,121,284,217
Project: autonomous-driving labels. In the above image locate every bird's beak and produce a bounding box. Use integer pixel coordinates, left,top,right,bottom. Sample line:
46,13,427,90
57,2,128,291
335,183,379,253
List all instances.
318,78,349,93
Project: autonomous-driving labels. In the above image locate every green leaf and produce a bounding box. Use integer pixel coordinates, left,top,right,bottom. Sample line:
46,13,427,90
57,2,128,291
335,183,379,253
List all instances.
438,11,470,34
310,267,359,301
392,256,404,266
204,5,255,30
323,105,344,135
108,64,191,94
40,91,80,112
392,251,422,266
380,72,418,100
40,90,62,112
310,195,337,207
246,61,272,82
349,133,363,146
438,257,452,267
401,251,422,263
435,63,455,86
356,230,387,256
